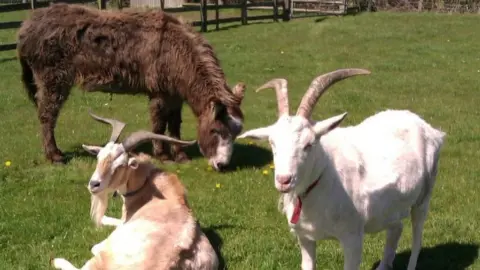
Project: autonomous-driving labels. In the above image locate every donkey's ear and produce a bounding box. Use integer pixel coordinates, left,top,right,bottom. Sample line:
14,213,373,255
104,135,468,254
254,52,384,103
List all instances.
82,144,102,156
232,82,246,104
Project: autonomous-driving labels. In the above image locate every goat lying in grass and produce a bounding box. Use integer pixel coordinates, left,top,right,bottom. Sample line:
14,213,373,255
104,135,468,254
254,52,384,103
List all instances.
52,112,219,270
238,69,446,270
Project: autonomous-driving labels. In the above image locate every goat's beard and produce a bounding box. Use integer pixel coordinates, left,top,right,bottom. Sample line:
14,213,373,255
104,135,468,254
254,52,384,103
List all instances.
90,192,109,227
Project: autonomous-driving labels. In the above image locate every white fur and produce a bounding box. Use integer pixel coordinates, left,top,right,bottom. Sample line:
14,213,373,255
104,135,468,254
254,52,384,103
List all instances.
239,109,446,270
210,137,233,170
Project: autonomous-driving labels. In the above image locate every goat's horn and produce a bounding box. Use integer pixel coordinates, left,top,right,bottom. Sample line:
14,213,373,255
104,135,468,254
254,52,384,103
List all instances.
88,111,127,142
256,78,289,117
121,130,196,152
296,69,371,118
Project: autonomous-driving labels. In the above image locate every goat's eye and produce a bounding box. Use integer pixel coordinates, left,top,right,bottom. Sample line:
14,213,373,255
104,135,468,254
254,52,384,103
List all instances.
210,128,220,135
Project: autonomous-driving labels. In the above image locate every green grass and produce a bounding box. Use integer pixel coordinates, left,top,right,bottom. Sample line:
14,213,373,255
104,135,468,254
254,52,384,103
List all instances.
1,9,480,270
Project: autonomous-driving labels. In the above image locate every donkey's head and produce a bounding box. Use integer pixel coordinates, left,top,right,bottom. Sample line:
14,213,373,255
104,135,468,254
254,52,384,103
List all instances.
197,83,246,171
237,69,371,193
82,112,196,225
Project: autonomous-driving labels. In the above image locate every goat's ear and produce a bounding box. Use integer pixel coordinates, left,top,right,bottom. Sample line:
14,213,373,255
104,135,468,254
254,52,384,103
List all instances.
237,126,271,141
82,144,102,156
312,112,348,138
128,157,139,170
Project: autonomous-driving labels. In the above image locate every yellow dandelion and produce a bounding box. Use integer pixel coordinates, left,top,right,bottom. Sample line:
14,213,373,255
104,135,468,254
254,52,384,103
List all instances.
207,166,213,171
176,169,180,173
269,164,274,169
5,161,11,167
262,170,269,175
216,183,221,188
247,141,254,145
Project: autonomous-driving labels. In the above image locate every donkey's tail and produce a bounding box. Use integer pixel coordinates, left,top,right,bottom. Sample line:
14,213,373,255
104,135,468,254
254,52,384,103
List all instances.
19,57,38,107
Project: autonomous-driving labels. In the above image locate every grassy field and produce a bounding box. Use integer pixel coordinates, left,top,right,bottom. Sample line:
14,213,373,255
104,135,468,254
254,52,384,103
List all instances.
0,7,479,270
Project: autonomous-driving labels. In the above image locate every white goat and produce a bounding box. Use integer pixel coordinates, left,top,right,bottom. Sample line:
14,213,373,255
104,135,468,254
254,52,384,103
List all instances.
238,69,446,270
51,112,219,270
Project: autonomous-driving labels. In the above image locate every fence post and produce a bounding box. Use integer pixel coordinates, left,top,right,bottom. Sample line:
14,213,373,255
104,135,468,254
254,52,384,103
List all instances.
200,0,208,32
160,0,165,10
215,0,219,30
30,0,37,9
99,0,107,9
273,0,278,22
241,0,247,25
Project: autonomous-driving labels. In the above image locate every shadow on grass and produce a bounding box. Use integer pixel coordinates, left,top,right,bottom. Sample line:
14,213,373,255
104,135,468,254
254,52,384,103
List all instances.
0,56,17,64
207,20,275,33
223,143,272,172
202,224,235,270
370,242,479,270
63,144,98,163
66,140,272,172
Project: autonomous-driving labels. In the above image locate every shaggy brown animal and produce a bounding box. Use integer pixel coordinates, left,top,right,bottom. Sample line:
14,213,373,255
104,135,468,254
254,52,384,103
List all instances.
17,3,246,170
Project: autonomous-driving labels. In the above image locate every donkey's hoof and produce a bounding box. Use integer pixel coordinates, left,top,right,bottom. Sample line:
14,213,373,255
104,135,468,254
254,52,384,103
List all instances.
174,152,191,164
48,153,66,165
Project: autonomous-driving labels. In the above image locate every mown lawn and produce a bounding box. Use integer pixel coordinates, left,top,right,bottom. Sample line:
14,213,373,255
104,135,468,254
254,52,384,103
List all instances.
0,7,479,270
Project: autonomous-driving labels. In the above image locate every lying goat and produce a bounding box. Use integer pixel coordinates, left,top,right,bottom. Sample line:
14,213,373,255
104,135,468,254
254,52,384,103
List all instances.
52,112,219,270
238,69,446,270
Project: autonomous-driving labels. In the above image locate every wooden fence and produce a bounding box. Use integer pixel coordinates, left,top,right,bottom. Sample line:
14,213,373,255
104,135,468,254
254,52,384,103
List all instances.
0,0,295,51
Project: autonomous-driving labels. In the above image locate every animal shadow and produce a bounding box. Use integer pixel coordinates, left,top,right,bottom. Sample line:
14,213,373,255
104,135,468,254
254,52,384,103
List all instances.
221,142,272,172
370,242,479,270
202,224,235,270
63,144,99,163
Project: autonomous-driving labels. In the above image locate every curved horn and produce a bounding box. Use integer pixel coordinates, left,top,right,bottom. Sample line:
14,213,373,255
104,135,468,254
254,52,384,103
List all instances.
256,78,289,117
296,69,371,118
88,111,126,142
121,130,196,152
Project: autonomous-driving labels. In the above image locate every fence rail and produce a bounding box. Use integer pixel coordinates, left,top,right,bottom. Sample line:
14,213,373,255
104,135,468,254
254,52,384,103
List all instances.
0,0,298,51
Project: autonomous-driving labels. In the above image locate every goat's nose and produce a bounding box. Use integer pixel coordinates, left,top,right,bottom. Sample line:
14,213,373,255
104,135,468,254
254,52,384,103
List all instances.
89,180,101,189
276,175,292,185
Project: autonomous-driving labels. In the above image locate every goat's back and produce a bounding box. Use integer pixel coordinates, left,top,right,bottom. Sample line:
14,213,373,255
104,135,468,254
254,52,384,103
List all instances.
321,109,445,232
99,201,217,269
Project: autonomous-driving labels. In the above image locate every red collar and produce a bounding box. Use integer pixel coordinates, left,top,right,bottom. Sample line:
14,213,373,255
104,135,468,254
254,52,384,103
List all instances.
290,177,320,224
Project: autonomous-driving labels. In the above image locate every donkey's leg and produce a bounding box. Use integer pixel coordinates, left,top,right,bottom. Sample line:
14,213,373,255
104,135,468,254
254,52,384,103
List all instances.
168,103,190,163
35,70,73,164
149,96,172,162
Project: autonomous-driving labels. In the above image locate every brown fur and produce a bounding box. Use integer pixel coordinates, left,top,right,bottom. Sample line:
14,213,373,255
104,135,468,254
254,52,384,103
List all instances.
17,3,245,164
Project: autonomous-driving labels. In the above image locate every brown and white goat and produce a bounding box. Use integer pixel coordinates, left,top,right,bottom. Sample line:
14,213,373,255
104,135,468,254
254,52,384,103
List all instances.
51,112,219,270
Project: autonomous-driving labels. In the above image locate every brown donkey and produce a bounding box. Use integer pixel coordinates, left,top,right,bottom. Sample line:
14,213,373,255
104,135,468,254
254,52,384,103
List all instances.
17,3,246,171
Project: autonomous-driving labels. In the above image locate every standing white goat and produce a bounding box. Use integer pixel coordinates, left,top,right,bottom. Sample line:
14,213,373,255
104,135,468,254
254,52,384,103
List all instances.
51,112,219,270
237,69,446,270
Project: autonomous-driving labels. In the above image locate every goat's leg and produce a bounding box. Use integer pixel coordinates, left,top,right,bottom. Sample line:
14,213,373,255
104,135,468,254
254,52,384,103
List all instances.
340,233,364,270
407,203,430,270
298,236,316,270
52,258,79,270
376,222,403,270
167,104,190,163
149,97,172,162
101,216,122,227
52,257,97,270
35,72,73,164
